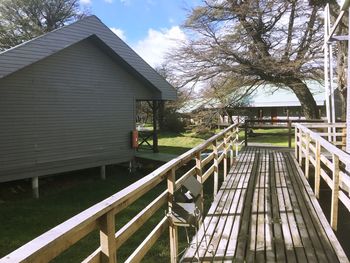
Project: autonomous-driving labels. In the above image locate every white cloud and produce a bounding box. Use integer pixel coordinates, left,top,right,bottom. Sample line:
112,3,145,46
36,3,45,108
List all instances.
80,0,91,5
110,27,126,41
132,26,186,67
105,0,113,3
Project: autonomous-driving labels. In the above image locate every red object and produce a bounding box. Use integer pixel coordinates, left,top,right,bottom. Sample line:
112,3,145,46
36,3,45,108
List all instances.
131,130,139,148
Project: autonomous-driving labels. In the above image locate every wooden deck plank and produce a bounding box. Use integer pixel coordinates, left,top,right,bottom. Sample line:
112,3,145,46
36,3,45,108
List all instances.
288,153,348,262
269,152,286,263
182,146,254,262
235,149,260,262
284,152,341,263
181,147,348,263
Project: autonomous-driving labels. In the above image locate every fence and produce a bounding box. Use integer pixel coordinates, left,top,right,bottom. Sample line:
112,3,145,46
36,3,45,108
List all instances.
295,123,350,231
244,119,325,148
2,124,240,263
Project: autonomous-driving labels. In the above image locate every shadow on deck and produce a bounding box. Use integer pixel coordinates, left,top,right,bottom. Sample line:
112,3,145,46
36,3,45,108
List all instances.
182,146,348,262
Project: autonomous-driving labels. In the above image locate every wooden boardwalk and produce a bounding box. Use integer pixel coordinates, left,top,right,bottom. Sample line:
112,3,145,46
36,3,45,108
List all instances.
182,147,348,262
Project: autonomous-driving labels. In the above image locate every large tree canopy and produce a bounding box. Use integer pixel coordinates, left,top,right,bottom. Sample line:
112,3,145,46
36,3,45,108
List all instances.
169,0,327,119
0,0,86,51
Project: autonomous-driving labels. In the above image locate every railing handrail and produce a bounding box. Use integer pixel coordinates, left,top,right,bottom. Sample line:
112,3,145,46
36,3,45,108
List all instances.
244,119,324,123
295,122,350,233
1,123,239,263
295,123,350,166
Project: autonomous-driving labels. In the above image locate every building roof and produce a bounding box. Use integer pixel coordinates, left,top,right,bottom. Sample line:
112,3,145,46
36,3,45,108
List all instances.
0,16,176,100
249,82,325,107
178,81,325,113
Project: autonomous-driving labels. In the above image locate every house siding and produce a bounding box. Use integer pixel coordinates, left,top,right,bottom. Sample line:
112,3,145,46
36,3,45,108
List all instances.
0,38,157,182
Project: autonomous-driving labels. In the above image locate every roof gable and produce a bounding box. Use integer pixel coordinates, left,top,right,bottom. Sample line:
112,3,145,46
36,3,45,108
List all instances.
0,16,176,100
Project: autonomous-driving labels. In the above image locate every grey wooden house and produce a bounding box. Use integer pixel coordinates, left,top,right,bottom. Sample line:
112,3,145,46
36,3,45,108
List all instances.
0,16,176,187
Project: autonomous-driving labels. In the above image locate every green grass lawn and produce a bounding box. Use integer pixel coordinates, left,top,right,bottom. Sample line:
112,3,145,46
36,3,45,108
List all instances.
0,164,174,262
245,128,295,147
0,127,294,261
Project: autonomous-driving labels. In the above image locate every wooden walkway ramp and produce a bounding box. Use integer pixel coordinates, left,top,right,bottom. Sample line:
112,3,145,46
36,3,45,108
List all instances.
182,146,348,263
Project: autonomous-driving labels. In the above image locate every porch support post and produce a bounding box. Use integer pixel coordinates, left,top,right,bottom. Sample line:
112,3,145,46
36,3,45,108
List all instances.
152,100,159,153
101,165,106,180
32,176,39,199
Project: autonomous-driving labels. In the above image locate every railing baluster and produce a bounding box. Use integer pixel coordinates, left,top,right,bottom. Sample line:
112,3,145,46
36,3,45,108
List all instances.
195,152,204,225
331,154,340,231
213,140,219,196
235,126,239,158
295,127,298,159
342,127,346,150
223,134,227,180
315,140,321,198
288,120,292,148
298,130,303,166
99,211,117,263
167,167,178,263
230,127,234,166
305,133,310,179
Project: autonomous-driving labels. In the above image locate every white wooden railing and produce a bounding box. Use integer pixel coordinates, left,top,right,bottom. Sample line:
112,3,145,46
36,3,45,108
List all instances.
1,124,241,263
295,123,350,231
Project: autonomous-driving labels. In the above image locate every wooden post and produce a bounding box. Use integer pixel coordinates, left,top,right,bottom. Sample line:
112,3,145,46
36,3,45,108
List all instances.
295,126,298,159
331,154,340,231
195,152,203,224
235,126,239,158
213,140,219,196
230,127,234,166
223,134,228,180
288,120,292,148
342,127,346,150
167,167,178,263
99,211,117,263
244,120,248,147
101,165,106,180
315,141,321,198
32,177,39,199
305,134,310,179
152,100,159,153
298,130,303,166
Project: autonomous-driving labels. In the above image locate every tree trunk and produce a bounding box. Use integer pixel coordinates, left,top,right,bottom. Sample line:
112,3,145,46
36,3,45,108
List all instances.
284,78,320,119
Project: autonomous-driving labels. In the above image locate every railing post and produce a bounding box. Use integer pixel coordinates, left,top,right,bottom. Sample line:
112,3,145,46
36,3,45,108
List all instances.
99,211,117,263
213,140,219,196
195,152,204,225
315,140,321,198
298,130,303,166
342,127,346,150
230,127,235,166
288,120,292,148
331,154,340,231
235,126,239,158
223,133,228,180
167,167,178,263
305,133,310,179
244,120,248,147
295,126,298,159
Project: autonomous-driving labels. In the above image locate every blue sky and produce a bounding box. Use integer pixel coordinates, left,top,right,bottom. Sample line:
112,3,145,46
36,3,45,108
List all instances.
80,0,201,67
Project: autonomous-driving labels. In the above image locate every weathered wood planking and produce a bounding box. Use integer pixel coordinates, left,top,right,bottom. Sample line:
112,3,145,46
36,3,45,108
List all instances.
181,147,348,263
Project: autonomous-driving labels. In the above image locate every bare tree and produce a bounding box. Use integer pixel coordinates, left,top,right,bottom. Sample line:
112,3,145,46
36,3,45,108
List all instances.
201,77,254,124
0,0,87,50
168,0,327,119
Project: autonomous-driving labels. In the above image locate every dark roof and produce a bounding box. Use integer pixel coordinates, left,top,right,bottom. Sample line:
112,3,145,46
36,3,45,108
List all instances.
0,15,176,100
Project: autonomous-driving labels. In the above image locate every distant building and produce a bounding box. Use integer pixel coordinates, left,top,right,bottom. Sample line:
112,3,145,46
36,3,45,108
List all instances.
179,82,325,125
234,83,325,121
